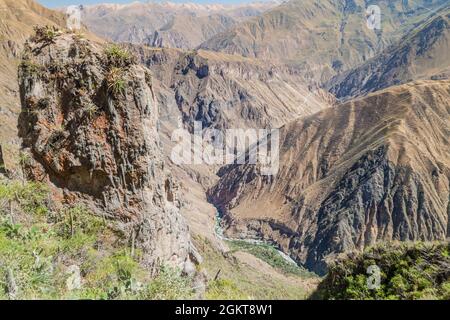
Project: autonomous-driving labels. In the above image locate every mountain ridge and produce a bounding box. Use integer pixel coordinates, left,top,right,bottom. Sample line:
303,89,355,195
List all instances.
327,7,450,100
79,1,279,50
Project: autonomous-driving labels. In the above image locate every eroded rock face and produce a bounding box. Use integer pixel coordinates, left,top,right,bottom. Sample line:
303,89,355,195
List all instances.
18,30,199,274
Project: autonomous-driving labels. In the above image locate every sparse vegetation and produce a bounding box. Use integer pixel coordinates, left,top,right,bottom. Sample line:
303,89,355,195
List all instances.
104,44,134,68
106,67,127,97
206,279,246,300
19,60,41,76
32,25,60,44
311,242,450,300
0,178,195,300
83,103,99,119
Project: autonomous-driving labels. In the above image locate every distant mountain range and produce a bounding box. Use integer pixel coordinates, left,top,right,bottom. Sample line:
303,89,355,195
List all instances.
200,0,450,83
79,1,280,49
328,7,450,99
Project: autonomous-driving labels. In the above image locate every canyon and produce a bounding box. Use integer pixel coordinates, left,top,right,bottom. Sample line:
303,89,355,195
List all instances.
0,0,448,299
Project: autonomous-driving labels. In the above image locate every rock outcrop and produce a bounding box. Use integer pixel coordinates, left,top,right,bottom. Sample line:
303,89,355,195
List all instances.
208,80,450,274
18,29,199,274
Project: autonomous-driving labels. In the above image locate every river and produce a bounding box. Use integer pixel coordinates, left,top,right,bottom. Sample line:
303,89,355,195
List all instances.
214,211,299,266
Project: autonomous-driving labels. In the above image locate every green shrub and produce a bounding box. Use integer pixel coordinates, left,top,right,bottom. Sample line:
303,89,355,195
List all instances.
32,25,60,44
83,103,99,119
311,242,450,300
106,67,127,97
141,266,194,300
104,45,134,68
19,60,41,76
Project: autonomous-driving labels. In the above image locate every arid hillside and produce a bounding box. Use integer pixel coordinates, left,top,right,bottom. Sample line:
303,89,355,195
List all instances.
328,8,450,100
209,80,450,274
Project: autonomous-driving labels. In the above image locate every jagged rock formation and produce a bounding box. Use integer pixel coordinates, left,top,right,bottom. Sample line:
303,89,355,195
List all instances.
208,80,450,274
328,8,450,100
80,1,278,50
18,29,199,274
200,0,449,83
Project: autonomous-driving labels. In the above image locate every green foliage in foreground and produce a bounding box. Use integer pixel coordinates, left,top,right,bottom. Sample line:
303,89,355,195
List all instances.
0,179,194,300
228,240,316,278
311,242,450,300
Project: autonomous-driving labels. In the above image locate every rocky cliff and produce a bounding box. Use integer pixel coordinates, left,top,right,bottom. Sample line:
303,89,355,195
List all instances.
18,28,199,275
209,80,450,274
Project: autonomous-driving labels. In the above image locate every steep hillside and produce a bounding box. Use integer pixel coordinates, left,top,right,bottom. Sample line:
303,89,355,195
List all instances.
18,28,199,274
200,0,449,83
130,45,334,132
81,1,278,49
208,80,450,274
0,0,66,166
328,8,450,100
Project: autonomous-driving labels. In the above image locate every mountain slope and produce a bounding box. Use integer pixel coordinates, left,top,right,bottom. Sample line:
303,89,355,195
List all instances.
208,80,450,274
123,45,334,256
200,0,449,83
328,8,450,100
